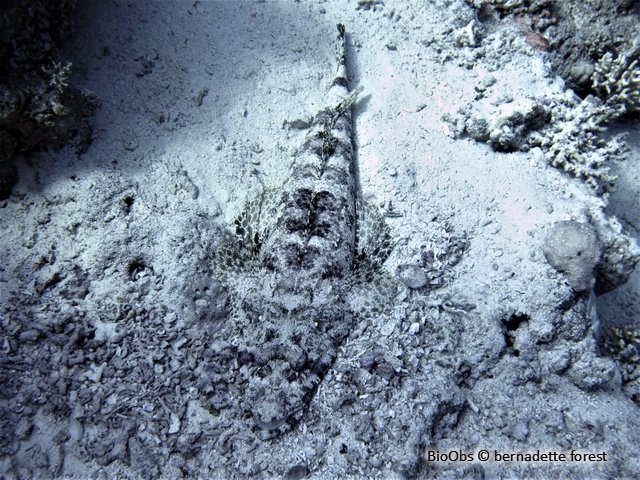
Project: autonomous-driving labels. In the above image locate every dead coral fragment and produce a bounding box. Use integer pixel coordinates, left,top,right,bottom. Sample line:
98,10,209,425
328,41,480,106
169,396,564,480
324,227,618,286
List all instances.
356,0,385,11
466,0,524,10
592,52,640,113
465,0,553,15
487,100,550,152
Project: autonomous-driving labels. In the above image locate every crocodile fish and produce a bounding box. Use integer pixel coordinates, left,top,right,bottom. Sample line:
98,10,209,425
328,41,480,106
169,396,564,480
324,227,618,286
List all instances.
208,24,393,438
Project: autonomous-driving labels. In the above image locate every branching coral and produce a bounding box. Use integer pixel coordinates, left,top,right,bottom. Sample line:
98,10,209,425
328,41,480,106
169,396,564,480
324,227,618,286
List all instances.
592,52,640,114
446,93,626,194
31,60,73,127
0,0,97,199
533,95,627,195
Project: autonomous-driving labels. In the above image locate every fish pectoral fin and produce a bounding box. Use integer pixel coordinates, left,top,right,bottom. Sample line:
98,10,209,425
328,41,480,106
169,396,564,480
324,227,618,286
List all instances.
233,188,281,255
354,198,395,272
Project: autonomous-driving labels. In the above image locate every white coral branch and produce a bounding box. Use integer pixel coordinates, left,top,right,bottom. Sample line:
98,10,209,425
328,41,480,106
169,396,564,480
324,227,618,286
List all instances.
593,52,640,113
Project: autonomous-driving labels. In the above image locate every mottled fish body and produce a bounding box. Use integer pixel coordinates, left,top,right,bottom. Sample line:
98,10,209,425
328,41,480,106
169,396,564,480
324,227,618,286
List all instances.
210,25,391,437
260,24,361,290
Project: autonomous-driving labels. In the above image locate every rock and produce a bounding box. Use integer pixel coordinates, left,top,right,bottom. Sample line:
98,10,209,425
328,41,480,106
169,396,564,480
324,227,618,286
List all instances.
568,354,621,391
18,329,40,342
395,264,428,289
542,220,602,292
285,464,310,480
68,419,83,442
168,413,181,434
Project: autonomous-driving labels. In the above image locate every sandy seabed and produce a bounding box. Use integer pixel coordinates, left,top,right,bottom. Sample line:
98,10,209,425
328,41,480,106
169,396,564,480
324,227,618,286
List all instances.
1,1,639,478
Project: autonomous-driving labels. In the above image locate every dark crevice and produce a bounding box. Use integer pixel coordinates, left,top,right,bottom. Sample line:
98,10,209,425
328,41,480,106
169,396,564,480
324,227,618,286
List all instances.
502,312,530,356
